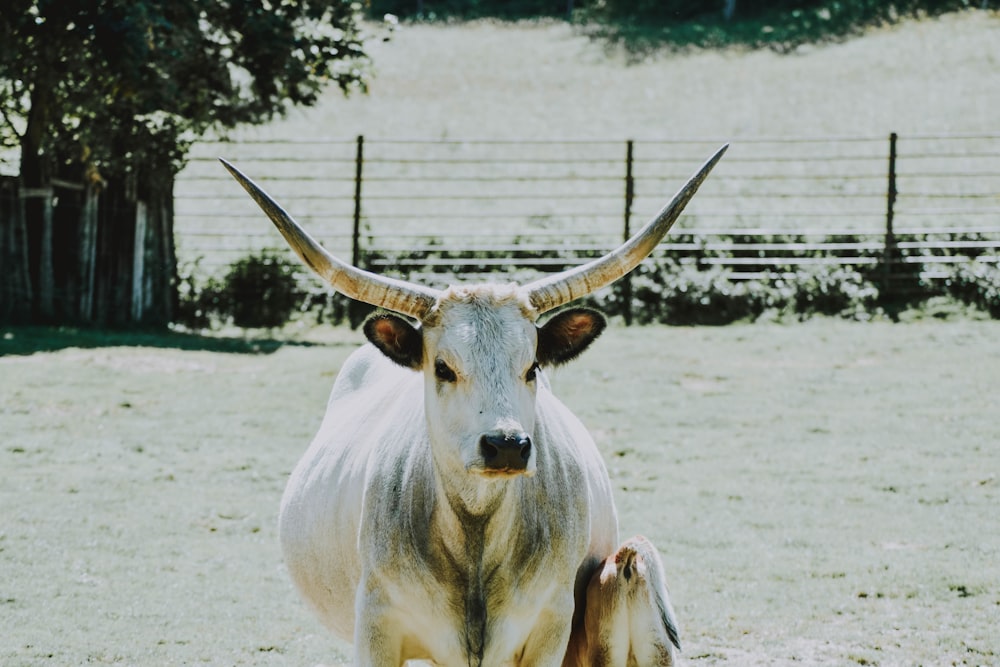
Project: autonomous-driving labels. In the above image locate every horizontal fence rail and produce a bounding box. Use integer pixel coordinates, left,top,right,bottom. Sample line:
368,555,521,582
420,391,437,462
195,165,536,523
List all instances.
176,134,1000,303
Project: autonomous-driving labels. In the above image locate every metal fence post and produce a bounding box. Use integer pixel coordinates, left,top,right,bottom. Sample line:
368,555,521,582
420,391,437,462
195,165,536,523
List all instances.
352,134,364,269
622,139,635,326
883,132,898,299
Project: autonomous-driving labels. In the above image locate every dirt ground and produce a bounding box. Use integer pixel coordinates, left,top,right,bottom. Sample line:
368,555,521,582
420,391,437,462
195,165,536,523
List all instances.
2,319,998,666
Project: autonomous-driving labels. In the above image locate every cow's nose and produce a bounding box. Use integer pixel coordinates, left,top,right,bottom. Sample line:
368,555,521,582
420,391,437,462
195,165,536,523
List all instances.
480,432,531,472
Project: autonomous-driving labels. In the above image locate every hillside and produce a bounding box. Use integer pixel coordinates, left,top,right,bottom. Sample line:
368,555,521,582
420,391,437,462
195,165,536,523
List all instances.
233,9,998,142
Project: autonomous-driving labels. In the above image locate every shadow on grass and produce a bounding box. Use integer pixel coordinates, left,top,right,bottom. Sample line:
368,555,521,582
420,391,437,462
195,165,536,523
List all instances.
0,326,336,357
576,2,976,60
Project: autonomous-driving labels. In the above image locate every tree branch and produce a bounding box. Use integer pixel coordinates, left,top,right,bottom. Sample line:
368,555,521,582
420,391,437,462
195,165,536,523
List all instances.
0,102,25,141
0,79,26,141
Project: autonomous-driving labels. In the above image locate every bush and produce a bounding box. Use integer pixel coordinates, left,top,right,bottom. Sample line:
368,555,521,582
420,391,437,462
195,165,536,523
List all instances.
583,260,882,324
175,242,1000,330
360,247,888,325
220,251,304,328
300,289,358,327
173,259,224,330
174,251,306,329
944,262,1000,318
788,265,880,320
625,258,770,325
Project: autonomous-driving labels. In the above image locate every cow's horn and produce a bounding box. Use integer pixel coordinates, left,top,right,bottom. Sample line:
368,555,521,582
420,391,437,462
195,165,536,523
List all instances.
525,144,728,316
220,159,441,320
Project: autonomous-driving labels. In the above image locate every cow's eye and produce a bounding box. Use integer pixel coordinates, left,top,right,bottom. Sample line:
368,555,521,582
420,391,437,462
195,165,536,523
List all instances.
435,359,457,383
525,362,540,383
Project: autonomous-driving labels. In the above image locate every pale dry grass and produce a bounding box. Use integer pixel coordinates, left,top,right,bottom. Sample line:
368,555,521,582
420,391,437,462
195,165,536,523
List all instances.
239,11,999,141
2,320,998,665
177,11,1000,272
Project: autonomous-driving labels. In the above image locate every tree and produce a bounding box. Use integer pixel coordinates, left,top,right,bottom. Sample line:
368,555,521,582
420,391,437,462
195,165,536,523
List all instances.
0,0,368,326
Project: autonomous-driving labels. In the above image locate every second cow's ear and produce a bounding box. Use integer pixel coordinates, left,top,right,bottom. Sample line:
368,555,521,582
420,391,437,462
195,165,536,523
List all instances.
364,313,423,370
536,307,607,367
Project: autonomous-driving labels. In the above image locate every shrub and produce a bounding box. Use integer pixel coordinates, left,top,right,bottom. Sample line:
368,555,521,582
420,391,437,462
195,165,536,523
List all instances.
301,289,357,327
788,266,880,320
218,251,304,328
597,261,882,324
944,262,1000,318
173,252,306,329
173,259,224,330
361,248,888,325
626,259,770,325
176,241,1000,330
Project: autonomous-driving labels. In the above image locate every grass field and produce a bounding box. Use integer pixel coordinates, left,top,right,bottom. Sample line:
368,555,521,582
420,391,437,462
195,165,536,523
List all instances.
175,10,1000,275
4,10,1000,666
2,319,999,665
225,10,1000,141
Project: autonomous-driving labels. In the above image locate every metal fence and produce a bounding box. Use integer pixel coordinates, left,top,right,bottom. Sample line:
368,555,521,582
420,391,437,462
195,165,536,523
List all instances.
175,134,1000,283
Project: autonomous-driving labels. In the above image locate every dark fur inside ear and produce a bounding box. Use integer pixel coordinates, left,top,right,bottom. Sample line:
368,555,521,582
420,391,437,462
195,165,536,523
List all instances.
536,307,607,367
363,313,423,370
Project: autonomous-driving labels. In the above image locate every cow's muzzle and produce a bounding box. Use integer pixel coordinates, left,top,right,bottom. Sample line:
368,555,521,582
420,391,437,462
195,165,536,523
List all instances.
479,431,532,474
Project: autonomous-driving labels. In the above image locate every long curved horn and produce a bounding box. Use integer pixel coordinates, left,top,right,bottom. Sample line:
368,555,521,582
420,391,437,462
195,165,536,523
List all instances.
524,144,728,315
220,159,440,320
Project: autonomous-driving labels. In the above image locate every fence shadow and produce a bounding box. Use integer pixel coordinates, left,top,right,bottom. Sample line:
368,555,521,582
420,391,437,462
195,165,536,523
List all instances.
0,325,341,357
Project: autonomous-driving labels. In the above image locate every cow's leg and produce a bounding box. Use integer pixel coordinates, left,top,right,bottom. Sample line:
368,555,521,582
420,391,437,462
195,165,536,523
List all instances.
354,583,403,666
518,603,575,667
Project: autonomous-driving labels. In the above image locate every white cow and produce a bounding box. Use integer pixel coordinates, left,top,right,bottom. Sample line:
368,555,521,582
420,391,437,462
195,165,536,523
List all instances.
221,145,725,667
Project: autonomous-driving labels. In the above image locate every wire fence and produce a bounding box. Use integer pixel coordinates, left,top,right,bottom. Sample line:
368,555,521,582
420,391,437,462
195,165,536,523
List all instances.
175,134,1000,281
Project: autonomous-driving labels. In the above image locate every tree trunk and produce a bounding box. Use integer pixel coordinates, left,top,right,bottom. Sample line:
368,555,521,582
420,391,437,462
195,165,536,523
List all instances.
19,83,55,321
0,176,33,323
723,0,737,21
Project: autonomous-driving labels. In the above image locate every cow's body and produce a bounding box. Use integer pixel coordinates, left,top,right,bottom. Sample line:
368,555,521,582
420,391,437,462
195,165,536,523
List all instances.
221,146,726,667
279,292,618,665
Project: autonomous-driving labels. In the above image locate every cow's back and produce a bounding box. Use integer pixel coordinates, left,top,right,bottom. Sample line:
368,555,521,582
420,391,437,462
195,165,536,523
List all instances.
277,345,620,657
278,344,426,639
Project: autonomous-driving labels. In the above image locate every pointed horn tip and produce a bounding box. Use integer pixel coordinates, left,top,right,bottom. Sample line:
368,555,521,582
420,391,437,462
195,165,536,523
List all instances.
684,143,729,188
218,158,262,197
525,144,729,315
707,143,730,166
218,157,241,178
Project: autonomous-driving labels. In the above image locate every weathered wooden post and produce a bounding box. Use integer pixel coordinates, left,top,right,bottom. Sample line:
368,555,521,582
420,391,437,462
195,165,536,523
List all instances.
0,177,33,323
349,134,368,328
883,132,898,301
352,135,364,269
622,139,635,325
77,183,99,321
131,200,148,322
18,185,54,319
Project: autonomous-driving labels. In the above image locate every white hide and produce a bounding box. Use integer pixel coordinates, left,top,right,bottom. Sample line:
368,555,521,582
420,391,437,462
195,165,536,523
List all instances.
278,288,619,667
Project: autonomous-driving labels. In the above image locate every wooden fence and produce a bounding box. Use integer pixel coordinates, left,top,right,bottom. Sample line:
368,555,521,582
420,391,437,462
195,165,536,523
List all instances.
175,133,1000,307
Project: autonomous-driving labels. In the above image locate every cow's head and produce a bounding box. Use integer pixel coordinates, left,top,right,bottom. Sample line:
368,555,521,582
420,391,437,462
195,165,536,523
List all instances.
361,285,606,480
221,146,726,482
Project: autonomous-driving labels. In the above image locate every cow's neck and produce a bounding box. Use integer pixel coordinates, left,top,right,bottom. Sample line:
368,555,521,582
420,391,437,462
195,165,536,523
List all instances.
431,472,529,666
442,473,507,517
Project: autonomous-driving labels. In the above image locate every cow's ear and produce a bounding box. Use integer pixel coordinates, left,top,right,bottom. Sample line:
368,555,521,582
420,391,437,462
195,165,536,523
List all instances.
536,307,606,367
364,313,423,370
